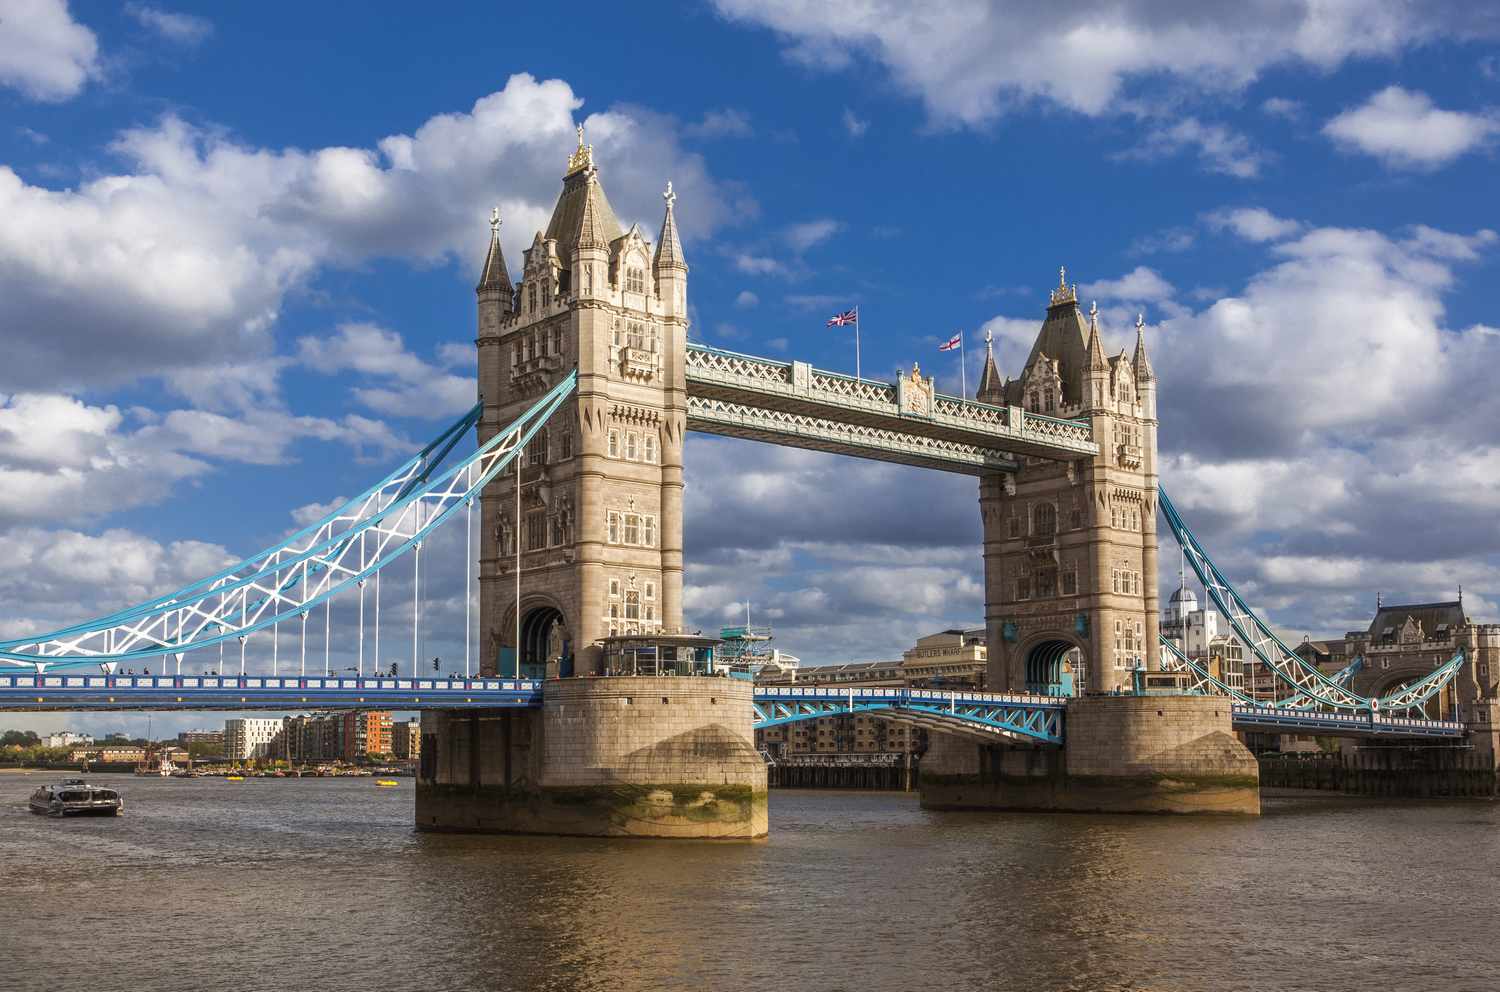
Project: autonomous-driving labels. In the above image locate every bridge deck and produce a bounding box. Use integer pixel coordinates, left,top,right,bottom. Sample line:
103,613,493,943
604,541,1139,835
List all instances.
0,673,541,711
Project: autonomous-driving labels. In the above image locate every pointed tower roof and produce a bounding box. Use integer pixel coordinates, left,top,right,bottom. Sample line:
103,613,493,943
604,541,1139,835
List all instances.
1132,313,1155,381
476,207,512,293
1086,301,1108,371
654,181,686,271
544,125,622,262
976,328,1005,403
1008,264,1091,405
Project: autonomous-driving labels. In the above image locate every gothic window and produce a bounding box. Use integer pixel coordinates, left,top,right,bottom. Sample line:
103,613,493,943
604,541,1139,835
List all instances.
558,428,573,460
1069,509,1082,530
1033,502,1057,537
512,340,522,369
525,511,547,551
609,578,620,599
551,326,563,355
612,322,622,348
528,284,537,313
530,430,547,467
1007,517,1021,539
643,516,656,547
1036,568,1057,598
1061,570,1077,596
644,581,656,600
1028,391,1039,411
542,281,551,307
625,591,640,621
626,268,645,294
623,514,640,545
1044,390,1054,412
608,430,620,459
607,511,620,544
625,432,640,461
645,604,656,623
643,434,657,464
551,513,565,546
1016,577,1031,601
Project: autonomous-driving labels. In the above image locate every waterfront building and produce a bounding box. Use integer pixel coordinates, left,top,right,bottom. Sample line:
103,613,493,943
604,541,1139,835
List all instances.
45,731,92,749
900,628,986,687
223,718,282,760
391,720,421,759
1340,598,1500,719
1160,584,1250,696
342,711,393,762
176,729,224,748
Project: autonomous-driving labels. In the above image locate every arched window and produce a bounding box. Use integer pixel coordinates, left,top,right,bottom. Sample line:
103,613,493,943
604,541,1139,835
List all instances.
1033,502,1057,537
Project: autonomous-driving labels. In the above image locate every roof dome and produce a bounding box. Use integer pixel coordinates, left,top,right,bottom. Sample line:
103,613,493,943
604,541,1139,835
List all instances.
1168,584,1197,605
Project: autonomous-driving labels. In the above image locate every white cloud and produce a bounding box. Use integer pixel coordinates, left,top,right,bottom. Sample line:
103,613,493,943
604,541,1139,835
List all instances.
0,73,747,393
841,107,868,137
1261,96,1303,119
732,252,785,275
297,322,476,419
1080,266,1174,304
1204,206,1302,242
686,108,753,138
734,289,760,308
1323,86,1499,169
124,3,212,45
711,1,1497,127
1119,116,1267,178
785,218,843,252
0,0,99,101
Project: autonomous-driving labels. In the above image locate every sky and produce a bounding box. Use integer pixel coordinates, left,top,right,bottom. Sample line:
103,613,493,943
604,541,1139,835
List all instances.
1,1,1499,737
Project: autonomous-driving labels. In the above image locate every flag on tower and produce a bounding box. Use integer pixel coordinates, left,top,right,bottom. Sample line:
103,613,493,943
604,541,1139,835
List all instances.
826,309,858,327
938,332,961,352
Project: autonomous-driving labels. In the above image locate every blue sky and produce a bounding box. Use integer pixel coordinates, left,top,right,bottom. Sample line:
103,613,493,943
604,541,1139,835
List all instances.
2,2,1500,736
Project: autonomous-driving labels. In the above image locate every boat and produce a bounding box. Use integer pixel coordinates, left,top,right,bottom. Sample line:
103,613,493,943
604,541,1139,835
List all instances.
224,774,244,782
28,780,124,817
374,779,400,788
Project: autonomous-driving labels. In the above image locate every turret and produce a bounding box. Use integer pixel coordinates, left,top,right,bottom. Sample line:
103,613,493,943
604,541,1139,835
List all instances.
653,181,687,318
476,206,513,333
1084,300,1110,412
1133,312,1157,419
975,328,1005,404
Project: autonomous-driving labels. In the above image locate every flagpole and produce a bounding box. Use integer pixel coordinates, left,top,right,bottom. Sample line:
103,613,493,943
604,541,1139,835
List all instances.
855,305,862,380
959,330,967,398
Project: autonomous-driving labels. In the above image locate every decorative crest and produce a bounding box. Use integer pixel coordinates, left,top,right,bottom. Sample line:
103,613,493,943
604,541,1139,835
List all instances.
984,328,993,346
1049,264,1078,307
663,180,676,207
1089,300,1098,325
1135,312,1144,331
567,123,594,176
489,206,501,234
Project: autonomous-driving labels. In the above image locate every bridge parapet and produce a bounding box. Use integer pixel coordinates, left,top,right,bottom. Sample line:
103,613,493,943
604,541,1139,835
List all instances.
685,343,1097,466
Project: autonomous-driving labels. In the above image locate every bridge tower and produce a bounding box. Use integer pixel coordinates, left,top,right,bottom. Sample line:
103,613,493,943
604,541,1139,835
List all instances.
475,130,688,678
976,271,1161,694
421,132,766,839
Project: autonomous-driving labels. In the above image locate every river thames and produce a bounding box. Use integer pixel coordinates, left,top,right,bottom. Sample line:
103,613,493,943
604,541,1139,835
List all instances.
1,774,1496,992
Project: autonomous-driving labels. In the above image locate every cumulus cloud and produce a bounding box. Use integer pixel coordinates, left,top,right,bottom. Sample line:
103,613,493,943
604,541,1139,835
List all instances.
685,108,753,138
1080,266,1174,304
0,0,99,101
297,322,475,419
0,73,747,393
124,3,212,45
1118,116,1268,178
1204,206,1302,242
785,218,843,252
1323,86,1500,169
711,1,1499,126
841,108,868,137
1261,96,1303,119
734,289,759,308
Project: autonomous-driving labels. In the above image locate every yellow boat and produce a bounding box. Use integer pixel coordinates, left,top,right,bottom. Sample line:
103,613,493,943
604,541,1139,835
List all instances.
225,775,244,782
374,779,400,788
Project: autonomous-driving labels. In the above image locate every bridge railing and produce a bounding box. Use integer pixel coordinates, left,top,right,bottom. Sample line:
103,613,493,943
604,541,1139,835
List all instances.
0,672,542,696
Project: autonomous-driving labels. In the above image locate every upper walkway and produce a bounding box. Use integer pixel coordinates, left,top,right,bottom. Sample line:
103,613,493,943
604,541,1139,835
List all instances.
683,343,1097,474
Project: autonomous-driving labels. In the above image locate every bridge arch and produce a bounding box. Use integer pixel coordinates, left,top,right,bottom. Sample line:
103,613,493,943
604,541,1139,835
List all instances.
497,595,573,679
1018,633,1086,696
1365,667,1453,719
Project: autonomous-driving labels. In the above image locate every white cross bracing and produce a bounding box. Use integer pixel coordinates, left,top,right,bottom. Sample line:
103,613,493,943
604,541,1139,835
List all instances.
1158,487,1464,715
0,374,578,673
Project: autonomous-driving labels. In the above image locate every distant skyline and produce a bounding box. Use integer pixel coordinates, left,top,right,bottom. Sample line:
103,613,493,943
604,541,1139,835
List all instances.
2,2,1499,734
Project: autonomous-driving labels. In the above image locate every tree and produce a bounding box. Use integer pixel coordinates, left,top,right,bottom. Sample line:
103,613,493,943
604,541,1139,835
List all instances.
0,730,40,747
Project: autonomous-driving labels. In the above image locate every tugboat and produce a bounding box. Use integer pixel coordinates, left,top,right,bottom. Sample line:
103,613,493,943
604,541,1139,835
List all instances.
28,780,124,817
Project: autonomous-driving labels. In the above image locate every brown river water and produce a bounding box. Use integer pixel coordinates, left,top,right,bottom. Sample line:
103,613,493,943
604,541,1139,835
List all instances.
1,773,1497,992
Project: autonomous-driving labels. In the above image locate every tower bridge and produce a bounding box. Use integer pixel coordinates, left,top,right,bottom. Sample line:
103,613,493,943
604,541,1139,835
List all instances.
2,132,1491,836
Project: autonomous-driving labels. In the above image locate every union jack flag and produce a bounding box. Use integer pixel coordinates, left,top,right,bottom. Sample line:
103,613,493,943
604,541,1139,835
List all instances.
938,333,961,352
826,309,858,327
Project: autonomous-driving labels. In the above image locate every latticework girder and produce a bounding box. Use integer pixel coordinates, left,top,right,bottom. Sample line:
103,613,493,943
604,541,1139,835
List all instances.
752,687,1065,744
1158,487,1465,716
0,374,578,671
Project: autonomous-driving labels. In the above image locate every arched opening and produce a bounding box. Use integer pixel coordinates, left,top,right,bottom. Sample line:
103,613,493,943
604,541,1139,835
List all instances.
1369,670,1451,721
519,606,570,679
1024,639,1083,696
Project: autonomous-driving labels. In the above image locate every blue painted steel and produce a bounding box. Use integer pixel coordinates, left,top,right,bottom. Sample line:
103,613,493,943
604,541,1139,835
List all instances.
752,686,1066,744
0,374,577,669
1230,704,1463,738
0,672,541,712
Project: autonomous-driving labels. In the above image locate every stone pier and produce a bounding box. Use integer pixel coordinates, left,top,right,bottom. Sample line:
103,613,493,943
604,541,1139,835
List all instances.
920,694,1260,815
416,677,768,839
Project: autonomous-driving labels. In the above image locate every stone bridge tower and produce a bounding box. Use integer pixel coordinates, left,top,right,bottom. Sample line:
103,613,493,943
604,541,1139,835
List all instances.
475,131,688,677
976,271,1161,694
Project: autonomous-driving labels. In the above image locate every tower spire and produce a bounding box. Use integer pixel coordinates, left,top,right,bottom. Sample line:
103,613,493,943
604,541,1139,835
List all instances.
654,180,686,271
476,205,512,296
1086,301,1107,370
976,327,1004,403
1133,312,1155,382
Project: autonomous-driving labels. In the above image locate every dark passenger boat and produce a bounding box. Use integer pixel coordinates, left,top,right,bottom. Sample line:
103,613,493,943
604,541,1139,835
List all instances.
28,780,124,817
